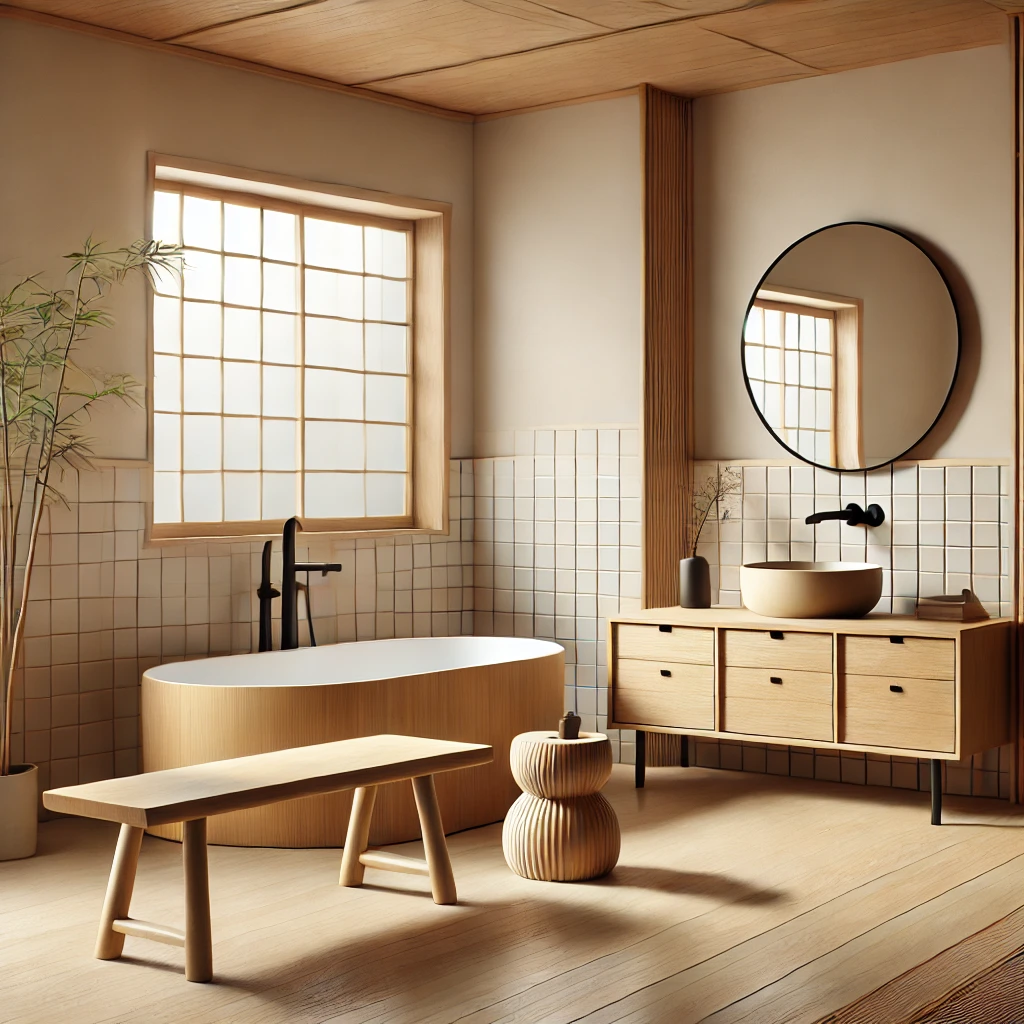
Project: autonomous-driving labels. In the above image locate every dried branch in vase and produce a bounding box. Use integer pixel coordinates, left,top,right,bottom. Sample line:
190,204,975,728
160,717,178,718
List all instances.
688,467,741,559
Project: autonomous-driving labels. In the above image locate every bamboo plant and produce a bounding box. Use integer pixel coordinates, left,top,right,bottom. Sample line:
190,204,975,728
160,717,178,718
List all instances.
0,239,181,775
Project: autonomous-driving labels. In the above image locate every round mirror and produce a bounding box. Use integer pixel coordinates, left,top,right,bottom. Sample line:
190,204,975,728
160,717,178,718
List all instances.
741,222,960,471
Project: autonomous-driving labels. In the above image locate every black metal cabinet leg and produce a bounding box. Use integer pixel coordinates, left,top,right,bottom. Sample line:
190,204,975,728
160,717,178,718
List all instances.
680,734,689,768
635,730,646,788
931,759,942,825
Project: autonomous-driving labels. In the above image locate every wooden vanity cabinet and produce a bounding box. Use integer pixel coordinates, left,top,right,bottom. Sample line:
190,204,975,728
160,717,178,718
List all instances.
608,608,1012,822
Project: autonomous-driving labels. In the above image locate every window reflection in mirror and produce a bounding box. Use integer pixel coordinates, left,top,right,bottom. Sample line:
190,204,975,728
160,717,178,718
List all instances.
744,287,863,469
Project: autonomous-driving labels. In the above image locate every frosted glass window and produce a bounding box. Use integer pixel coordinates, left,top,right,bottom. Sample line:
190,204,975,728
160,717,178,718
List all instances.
224,204,260,256
183,473,222,522
366,474,405,517
262,366,297,418
263,313,299,364
153,355,181,413
153,192,181,245
183,358,221,413
304,217,361,272
223,473,261,521
183,250,221,301
366,424,406,472
224,256,261,307
152,186,413,528
305,368,362,420
305,473,364,518
263,419,298,471
365,324,406,374
153,297,180,354
183,196,221,250
305,421,364,471
263,210,297,263
223,362,261,414
263,262,298,312
306,317,362,370
262,473,298,520
183,302,221,357
224,418,260,470
366,375,406,424
183,415,221,471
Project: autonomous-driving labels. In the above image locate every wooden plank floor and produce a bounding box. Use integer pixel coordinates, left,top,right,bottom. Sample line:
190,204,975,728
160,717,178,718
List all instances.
2,766,1024,1024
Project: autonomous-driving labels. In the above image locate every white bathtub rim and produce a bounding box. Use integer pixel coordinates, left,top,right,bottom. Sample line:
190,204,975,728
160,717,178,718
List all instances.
145,635,566,688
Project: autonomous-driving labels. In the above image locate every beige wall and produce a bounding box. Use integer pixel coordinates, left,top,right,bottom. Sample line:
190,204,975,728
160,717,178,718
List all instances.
0,19,474,459
473,96,643,455
694,43,1014,461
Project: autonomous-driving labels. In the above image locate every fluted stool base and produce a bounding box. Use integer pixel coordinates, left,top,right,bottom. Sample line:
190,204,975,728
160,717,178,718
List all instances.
502,731,620,882
502,792,620,881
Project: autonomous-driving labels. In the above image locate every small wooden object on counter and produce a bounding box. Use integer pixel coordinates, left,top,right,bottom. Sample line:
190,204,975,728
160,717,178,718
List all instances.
608,607,1012,824
916,589,989,622
502,731,620,881
43,735,492,981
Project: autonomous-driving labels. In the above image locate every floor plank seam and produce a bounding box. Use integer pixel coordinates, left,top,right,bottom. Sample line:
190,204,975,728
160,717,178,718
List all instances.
703,851,1024,1024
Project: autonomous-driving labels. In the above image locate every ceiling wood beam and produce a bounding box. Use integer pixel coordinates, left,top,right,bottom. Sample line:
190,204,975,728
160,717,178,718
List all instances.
0,4,474,121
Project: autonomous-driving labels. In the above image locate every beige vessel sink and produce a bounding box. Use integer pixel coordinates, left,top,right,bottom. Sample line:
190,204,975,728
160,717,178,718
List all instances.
740,561,883,619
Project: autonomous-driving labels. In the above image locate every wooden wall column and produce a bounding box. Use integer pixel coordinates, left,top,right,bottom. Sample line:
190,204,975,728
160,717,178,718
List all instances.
640,84,693,610
1013,15,1023,804
640,85,694,766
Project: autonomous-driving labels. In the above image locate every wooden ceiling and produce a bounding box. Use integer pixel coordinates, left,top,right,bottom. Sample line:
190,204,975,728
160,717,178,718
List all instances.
1,0,1020,118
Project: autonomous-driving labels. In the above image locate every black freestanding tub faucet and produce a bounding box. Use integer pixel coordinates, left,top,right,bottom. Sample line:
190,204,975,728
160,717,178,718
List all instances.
258,517,342,652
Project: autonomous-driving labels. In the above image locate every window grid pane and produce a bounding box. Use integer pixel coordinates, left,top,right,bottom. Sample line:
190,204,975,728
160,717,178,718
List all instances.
152,188,413,524
743,302,834,464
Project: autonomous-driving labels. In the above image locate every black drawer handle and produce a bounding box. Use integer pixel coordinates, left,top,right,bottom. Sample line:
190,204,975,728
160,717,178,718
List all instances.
890,636,904,644
659,624,672,633
890,684,904,693
769,630,784,640
660,669,671,677
770,676,783,685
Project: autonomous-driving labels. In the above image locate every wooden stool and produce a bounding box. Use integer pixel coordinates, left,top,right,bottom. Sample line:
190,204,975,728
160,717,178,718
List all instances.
502,731,620,881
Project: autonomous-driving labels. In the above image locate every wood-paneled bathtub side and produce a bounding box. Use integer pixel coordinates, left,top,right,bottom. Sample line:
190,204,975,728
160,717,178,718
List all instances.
141,652,563,848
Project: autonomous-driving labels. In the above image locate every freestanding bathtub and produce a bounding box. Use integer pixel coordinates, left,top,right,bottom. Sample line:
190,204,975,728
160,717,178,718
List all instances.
141,636,564,848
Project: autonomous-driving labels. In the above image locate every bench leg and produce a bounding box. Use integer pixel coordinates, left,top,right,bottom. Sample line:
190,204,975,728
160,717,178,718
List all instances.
339,785,378,887
183,818,213,983
411,775,457,906
95,824,144,960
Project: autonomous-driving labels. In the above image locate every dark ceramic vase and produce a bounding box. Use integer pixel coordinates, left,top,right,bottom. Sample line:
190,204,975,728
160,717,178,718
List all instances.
679,556,711,608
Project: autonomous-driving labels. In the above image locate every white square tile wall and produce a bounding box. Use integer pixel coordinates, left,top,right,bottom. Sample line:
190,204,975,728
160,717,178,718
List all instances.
9,442,1013,805
693,459,1013,800
11,461,476,798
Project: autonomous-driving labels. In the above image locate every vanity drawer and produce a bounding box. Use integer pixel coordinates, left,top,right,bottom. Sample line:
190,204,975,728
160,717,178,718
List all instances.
721,667,833,741
616,624,714,665
842,636,954,681
722,629,833,673
842,675,955,753
613,659,714,730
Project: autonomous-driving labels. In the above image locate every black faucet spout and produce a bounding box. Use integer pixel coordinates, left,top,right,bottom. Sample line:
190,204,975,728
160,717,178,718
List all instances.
805,502,885,528
280,517,342,650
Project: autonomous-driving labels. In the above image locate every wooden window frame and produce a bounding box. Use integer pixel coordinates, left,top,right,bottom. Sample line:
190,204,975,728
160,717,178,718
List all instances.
147,153,450,543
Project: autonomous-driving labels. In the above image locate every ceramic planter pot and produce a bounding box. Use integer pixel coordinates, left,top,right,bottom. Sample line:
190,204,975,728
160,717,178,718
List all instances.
679,556,711,609
0,763,38,860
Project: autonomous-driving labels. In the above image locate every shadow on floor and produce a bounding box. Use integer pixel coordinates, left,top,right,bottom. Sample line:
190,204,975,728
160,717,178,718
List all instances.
592,864,787,905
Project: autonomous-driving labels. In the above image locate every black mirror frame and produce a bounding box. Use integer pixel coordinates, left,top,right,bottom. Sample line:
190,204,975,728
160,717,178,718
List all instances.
740,220,962,474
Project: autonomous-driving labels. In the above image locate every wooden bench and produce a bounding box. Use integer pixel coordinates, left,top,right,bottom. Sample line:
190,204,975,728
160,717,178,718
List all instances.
42,734,493,982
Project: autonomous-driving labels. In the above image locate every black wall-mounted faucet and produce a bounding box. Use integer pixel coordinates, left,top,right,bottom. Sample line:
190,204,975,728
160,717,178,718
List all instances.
257,517,342,652
805,502,885,528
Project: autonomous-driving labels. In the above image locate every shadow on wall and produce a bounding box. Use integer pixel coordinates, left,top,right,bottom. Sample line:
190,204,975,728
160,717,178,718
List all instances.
900,229,979,459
